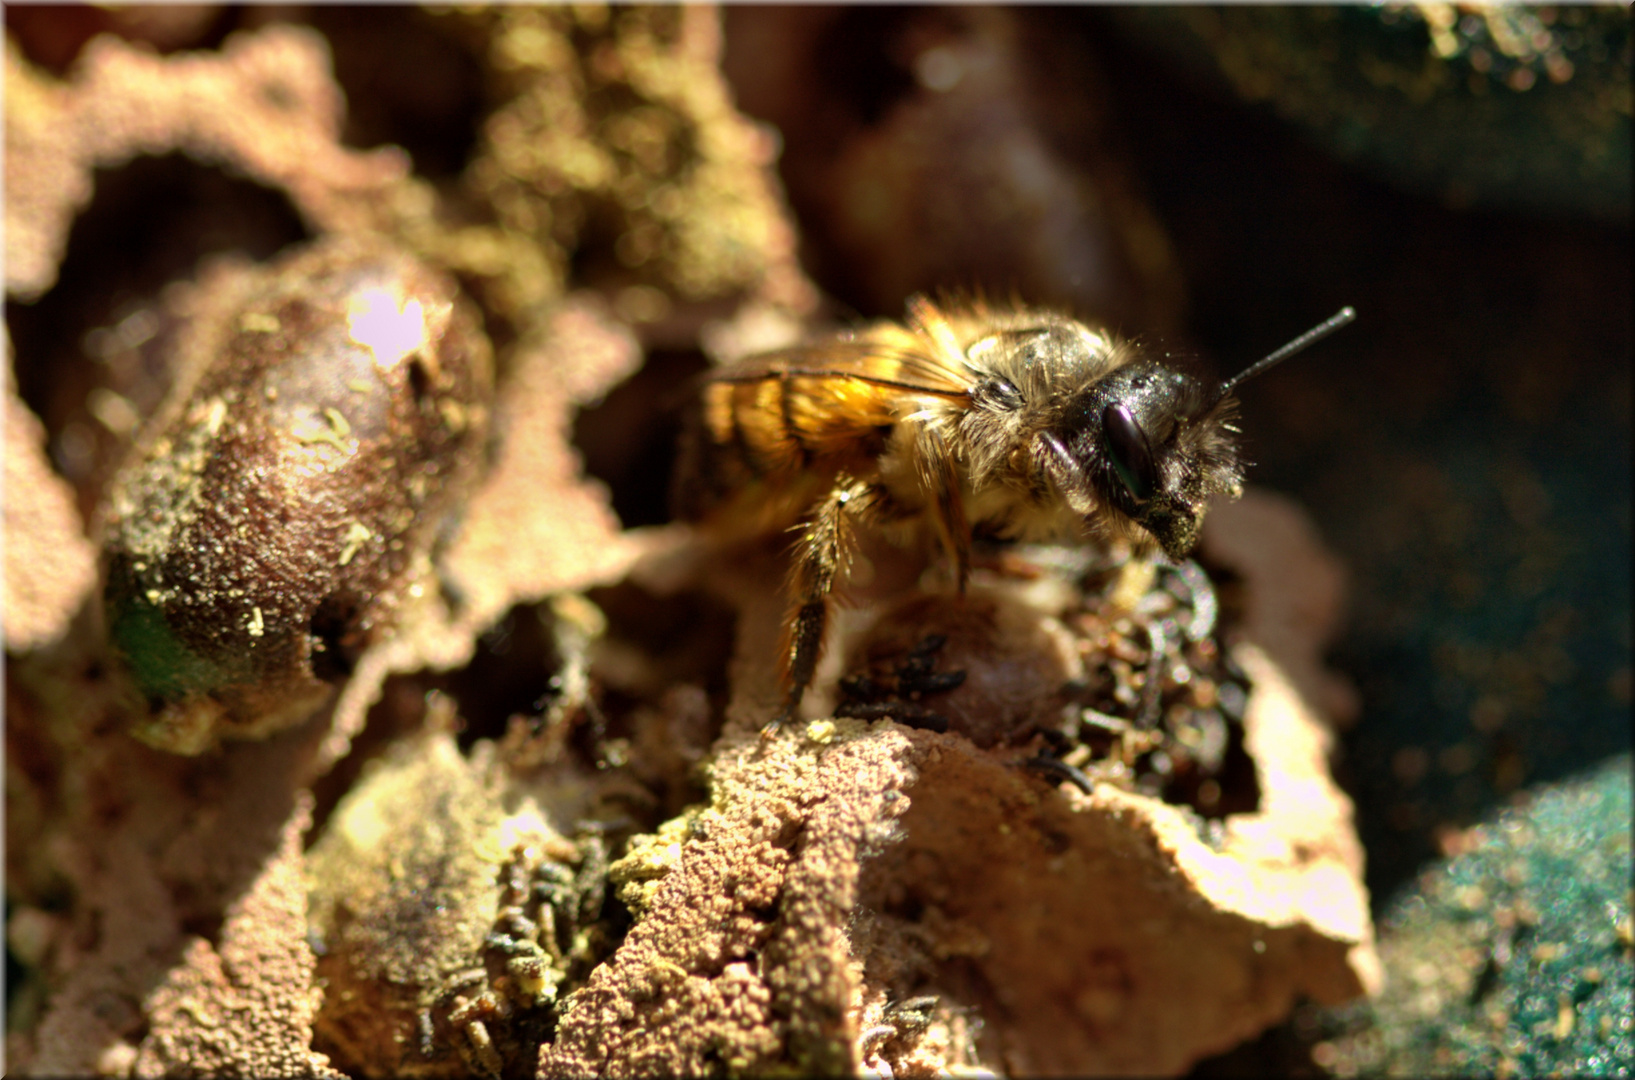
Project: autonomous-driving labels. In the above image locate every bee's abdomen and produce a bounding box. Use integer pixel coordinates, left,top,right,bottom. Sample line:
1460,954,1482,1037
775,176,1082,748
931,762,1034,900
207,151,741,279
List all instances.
672,374,894,525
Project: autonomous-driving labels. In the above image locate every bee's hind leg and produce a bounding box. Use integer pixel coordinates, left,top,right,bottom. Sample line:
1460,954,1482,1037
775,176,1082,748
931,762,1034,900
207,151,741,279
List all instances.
764,478,882,739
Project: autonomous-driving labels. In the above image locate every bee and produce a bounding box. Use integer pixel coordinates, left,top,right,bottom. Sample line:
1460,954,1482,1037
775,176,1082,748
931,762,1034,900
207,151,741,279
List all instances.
673,297,1354,731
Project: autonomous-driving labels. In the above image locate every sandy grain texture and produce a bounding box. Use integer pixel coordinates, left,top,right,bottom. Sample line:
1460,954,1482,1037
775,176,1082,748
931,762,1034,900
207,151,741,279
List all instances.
129,797,346,1078
571,491,1378,1077
9,691,331,1075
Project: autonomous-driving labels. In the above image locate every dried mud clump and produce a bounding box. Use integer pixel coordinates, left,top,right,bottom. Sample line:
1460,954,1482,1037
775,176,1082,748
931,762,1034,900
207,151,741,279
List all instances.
577,491,1377,1076
6,697,341,1077
101,237,492,754
306,725,618,1080
545,720,917,1077
836,550,1261,815
415,4,814,335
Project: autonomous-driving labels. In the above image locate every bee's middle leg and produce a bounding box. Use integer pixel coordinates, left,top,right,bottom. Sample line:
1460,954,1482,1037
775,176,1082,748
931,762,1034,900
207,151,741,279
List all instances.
768,477,881,735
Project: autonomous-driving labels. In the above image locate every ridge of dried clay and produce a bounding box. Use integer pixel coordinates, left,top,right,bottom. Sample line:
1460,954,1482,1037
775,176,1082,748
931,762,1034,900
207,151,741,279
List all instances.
5,26,408,302
3,360,98,649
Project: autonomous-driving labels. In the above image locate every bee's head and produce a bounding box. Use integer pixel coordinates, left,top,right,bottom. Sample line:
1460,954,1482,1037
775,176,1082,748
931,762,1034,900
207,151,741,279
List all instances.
1034,307,1356,559
1039,359,1243,559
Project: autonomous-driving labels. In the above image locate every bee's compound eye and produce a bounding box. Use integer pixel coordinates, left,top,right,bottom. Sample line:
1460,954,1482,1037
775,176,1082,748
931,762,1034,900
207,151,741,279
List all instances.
1103,403,1157,502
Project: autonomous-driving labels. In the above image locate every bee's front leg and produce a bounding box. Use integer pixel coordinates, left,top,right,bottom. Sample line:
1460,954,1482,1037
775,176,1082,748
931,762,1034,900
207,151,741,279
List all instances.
766,477,882,737
914,425,971,593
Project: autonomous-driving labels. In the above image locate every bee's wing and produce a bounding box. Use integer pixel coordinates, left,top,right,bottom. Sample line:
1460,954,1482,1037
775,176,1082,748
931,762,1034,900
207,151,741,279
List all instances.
703,331,972,400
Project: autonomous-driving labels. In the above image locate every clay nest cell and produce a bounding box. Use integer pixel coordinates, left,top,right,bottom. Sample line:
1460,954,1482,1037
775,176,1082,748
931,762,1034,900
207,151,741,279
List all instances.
5,9,1375,1079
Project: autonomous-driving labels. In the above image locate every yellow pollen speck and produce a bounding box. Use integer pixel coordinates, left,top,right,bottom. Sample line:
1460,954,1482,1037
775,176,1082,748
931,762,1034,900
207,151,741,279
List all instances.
293,407,352,452
248,606,265,638
805,719,838,744
200,398,228,436
438,399,468,433
338,522,373,566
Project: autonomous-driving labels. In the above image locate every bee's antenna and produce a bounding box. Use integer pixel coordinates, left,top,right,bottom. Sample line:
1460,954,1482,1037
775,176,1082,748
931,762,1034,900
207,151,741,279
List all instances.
1220,307,1356,395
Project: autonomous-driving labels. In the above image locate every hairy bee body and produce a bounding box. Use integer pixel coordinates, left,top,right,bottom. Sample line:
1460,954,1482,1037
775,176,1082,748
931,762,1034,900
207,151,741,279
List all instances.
674,296,1285,728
